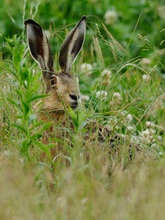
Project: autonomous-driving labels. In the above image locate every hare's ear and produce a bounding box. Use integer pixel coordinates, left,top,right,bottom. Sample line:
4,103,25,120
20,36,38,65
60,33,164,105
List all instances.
24,19,54,75
59,16,86,73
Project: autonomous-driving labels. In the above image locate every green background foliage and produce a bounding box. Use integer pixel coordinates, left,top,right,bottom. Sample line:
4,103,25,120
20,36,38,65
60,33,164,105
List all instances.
0,0,165,219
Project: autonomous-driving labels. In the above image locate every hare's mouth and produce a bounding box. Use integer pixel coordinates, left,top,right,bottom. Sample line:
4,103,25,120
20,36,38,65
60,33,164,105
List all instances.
70,101,78,109
69,94,79,109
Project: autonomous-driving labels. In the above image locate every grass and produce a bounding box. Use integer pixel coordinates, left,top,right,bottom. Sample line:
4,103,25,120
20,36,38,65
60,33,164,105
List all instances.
0,0,165,219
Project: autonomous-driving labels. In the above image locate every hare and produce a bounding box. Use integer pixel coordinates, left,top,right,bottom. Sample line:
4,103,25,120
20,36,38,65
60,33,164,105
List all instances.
24,17,87,161
24,17,126,158
24,17,142,163
25,17,86,149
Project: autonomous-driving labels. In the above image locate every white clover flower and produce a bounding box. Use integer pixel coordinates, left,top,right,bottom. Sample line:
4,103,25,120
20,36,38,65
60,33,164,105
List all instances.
110,92,122,108
159,152,163,156
113,92,122,99
104,10,118,25
139,128,156,144
149,129,156,135
80,63,93,75
157,135,162,140
140,129,150,137
101,69,112,78
126,114,133,122
145,121,155,128
113,92,122,100
127,125,136,132
101,69,112,85
120,111,133,125
130,135,140,145
142,74,151,81
96,90,108,98
151,143,159,149
81,94,90,101
140,58,151,66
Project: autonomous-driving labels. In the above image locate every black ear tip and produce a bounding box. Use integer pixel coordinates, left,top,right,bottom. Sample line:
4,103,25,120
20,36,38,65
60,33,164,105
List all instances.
81,16,87,21
77,16,86,26
24,19,39,26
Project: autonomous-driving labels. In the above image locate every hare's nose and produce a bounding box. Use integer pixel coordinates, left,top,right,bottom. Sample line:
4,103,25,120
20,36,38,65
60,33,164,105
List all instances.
69,94,78,101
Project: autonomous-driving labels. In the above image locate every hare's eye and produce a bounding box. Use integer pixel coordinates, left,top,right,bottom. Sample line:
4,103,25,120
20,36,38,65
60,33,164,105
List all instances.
50,76,57,87
51,79,55,84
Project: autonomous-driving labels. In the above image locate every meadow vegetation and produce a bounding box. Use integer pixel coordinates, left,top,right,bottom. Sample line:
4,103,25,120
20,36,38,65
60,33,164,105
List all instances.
0,0,165,219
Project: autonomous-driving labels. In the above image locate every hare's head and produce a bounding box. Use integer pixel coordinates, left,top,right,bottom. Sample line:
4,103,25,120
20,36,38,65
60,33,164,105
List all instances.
25,17,86,110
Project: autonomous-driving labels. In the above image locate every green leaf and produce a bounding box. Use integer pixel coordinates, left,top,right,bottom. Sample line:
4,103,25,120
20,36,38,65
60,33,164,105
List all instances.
68,107,79,130
22,101,30,115
7,97,20,109
27,94,48,103
11,123,27,134
20,139,31,157
31,133,42,140
29,121,44,131
38,122,52,133
78,120,88,130
20,70,28,81
36,141,53,159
